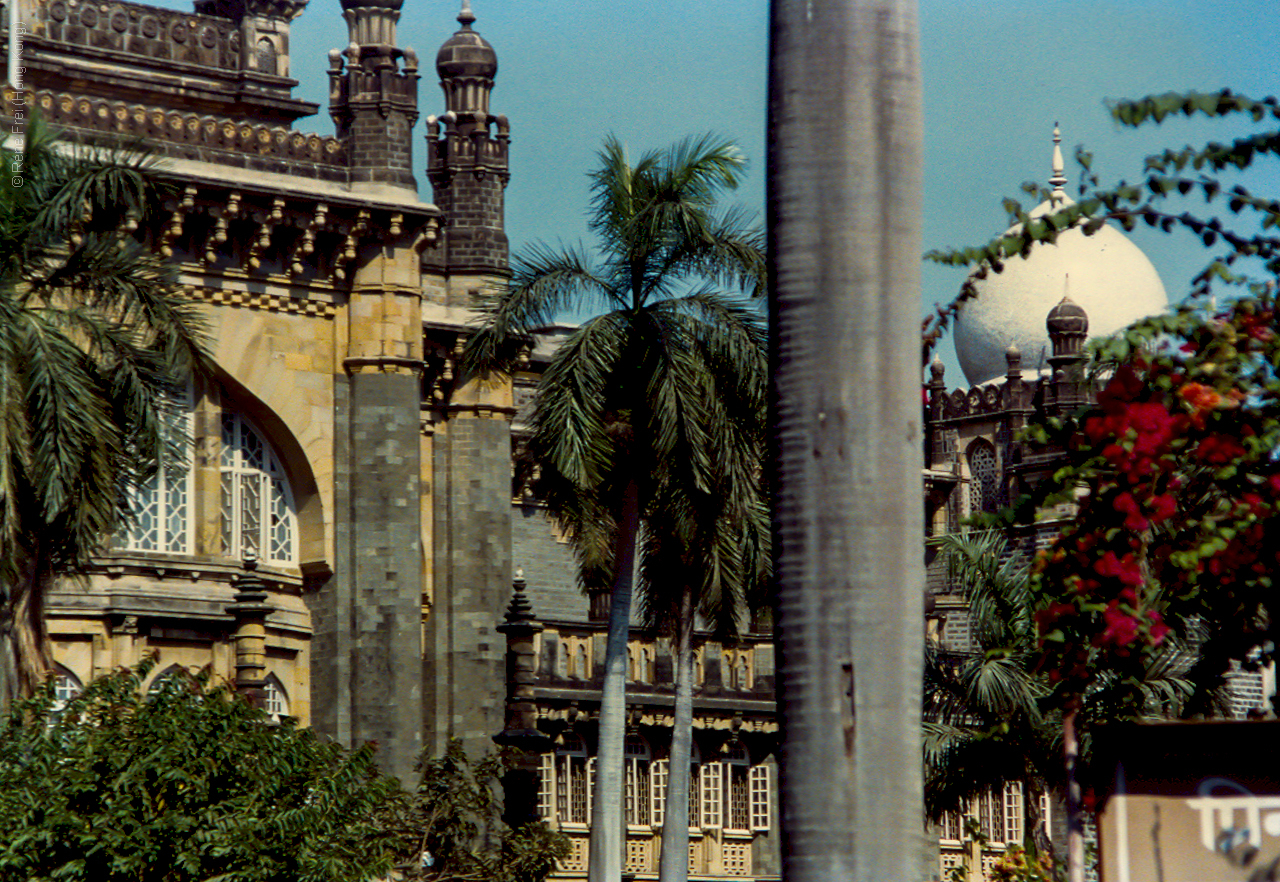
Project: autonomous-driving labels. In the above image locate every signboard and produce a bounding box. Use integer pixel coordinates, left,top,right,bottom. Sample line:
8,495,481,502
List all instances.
1094,721,1280,882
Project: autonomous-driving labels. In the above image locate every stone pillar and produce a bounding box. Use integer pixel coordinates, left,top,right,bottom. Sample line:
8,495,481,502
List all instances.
227,555,271,707
494,570,553,828
425,355,514,759
338,236,425,785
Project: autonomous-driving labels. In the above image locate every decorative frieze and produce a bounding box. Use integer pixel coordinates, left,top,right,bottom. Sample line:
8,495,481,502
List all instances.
36,0,242,71
33,89,347,174
188,284,336,318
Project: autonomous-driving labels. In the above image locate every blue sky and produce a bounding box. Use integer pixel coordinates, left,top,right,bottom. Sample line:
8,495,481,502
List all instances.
279,2,1277,378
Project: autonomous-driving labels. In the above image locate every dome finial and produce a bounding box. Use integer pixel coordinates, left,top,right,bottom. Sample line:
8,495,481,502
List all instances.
1049,122,1068,200
458,0,475,27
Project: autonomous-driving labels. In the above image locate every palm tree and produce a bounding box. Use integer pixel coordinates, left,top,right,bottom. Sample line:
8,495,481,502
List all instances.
767,1,925,880
925,531,1195,872
924,532,1060,856
0,116,207,706
464,133,766,882
641,472,770,882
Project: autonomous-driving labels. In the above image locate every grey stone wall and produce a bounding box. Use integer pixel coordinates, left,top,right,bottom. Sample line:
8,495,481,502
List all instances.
512,501,587,625
426,414,513,758
313,370,424,787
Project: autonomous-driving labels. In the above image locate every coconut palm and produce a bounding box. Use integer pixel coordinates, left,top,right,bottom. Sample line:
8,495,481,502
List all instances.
924,531,1060,854
464,133,766,882
0,116,207,706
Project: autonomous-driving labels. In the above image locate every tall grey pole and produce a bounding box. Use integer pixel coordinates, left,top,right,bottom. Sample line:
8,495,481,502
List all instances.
766,2,925,881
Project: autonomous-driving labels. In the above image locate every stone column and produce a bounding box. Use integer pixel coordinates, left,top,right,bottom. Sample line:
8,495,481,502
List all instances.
494,570,553,828
227,555,271,707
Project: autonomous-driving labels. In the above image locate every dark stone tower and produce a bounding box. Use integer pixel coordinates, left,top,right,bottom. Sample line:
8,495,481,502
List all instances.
1045,296,1089,415
425,2,509,275
420,3,515,761
321,0,427,787
328,0,419,189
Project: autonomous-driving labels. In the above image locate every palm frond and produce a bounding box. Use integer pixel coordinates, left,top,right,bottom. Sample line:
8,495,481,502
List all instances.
463,244,612,376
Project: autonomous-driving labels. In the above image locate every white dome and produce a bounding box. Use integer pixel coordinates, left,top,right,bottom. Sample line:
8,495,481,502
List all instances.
953,191,1168,386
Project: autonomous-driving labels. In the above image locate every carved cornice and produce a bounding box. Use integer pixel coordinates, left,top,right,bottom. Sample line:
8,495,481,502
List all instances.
33,90,347,173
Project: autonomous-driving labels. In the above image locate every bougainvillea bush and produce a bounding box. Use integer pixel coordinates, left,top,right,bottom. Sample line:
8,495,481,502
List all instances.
1026,293,1280,712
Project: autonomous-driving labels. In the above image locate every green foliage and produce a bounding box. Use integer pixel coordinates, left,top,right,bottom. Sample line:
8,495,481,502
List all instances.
0,115,209,700
384,741,569,882
0,115,207,574
0,663,568,882
0,659,403,882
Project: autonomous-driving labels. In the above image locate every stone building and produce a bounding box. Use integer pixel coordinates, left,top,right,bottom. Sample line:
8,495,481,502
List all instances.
15,0,1258,877
7,0,781,877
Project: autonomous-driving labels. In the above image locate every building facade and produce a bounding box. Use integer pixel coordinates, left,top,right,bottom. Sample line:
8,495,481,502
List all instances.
7,0,781,877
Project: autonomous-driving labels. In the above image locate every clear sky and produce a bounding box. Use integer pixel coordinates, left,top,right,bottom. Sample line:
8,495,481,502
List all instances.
274,1,1277,379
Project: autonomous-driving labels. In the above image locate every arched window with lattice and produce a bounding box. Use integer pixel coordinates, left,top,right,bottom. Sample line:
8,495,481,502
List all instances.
52,666,82,713
220,412,297,566
263,673,289,721
554,732,591,825
122,387,193,554
624,734,652,827
967,439,1000,515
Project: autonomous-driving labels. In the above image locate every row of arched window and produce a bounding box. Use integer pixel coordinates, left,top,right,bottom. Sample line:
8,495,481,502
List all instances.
51,666,290,720
120,389,298,567
938,782,1050,848
554,641,754,690
538,733,773,833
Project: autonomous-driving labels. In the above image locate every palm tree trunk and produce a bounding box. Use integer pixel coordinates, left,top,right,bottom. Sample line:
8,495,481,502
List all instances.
1,546,52,710
768,2,924,881
588,479,640,882
658,588,695,882
1064,709,1085,882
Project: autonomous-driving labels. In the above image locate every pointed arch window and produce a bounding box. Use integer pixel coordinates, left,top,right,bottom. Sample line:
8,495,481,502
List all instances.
220,412,297,565
624,734,652,827
968,440,1000,515
724,742,751,832
52,667,82,713
554,732,591,825
263,673,289,721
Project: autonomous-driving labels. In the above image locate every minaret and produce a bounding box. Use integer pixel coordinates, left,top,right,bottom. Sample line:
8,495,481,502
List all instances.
329,0,420,190
1045,292,1089,414
425,1,510,280
1048,122,1068,209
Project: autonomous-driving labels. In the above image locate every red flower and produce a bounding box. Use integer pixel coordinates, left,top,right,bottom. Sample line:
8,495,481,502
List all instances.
1148,611,1170,645
1150,494,1178,524
1114,492,1149,531
1197,433,1246,465
1095,551,1144,587
1100,602,1140,648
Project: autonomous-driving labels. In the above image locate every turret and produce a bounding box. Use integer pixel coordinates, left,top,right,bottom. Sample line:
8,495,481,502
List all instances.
1045,294,1089,414
425,1,509,277
328,0,419,190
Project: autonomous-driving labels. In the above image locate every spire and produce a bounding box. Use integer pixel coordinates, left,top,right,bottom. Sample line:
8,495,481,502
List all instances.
458,0,475,28
1049,122,1068,203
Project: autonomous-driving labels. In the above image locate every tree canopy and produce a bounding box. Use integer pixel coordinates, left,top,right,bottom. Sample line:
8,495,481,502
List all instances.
0,659,568,882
